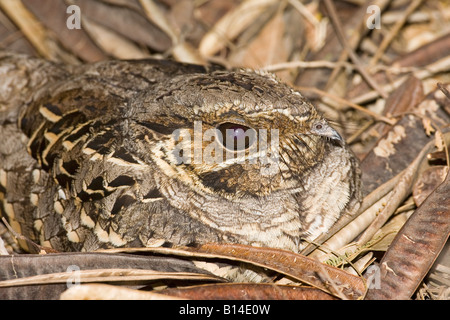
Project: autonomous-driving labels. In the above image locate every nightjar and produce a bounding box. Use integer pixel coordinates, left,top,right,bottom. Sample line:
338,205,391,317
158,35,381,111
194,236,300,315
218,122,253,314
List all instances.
0,52,361,253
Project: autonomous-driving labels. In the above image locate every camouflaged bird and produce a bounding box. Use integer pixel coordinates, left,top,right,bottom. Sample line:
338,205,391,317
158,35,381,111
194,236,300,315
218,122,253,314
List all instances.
0,52,361,253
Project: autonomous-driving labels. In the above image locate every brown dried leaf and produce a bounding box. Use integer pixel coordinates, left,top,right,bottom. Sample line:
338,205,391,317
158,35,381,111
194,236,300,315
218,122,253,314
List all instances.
361,116,436,197
230,10,291,79
357,137,440,246
159,283,336,300
81,17,149,59
371,76,424,139
365,168,450,300
105,244,366,299
0,268,220,287
138,0,204,64
0,0,73,62
391,33,450,68
0,251,218,299
186,244,366,299
199,0,278,57
22,0,107,62
71,0,171,52
194,0,240,28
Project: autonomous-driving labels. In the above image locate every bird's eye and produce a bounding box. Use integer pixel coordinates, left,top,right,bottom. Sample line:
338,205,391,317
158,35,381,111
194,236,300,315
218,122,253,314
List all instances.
216,122,257,151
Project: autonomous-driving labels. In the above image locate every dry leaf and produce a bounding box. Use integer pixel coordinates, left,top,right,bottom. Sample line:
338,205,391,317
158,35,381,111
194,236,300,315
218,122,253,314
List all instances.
0,0,68,61
413,166,448,206
230,10,291,80
81,17,149,59
71,0,172,52
22,0,107,62
187,243,366,299
159,283,336,300
199,0,278,57
0,268,221,288
61,283,183,300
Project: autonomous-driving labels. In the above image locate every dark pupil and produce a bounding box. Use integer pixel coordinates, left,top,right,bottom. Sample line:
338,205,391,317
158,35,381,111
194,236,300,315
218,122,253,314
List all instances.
217,123,255,151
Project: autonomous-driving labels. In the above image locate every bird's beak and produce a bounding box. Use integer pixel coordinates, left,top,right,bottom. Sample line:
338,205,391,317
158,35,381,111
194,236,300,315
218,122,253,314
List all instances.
326,127,343,142
309,121,344,144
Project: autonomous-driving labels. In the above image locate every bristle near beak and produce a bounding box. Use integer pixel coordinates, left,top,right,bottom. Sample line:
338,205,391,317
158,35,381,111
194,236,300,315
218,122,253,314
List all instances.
309,121,343,144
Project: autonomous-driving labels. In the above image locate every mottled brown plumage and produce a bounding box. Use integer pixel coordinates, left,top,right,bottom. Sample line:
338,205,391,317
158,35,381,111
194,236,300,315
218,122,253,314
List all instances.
0,52,361,253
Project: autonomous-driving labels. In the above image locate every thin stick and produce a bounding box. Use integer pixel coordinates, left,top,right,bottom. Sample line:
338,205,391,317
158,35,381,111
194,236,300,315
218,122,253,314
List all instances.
347,119,375,144
301,167,403,257
261,60,354,72
1,217,58,253
323,0,388,99
370,0,425,66
326,0,391,89
351,55,450,105
0,0,51,59
139,0,205,64
297,86,396,125
317,263,349,300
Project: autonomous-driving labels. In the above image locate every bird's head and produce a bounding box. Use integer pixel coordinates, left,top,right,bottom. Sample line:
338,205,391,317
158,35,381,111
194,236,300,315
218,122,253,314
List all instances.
135,69,344,198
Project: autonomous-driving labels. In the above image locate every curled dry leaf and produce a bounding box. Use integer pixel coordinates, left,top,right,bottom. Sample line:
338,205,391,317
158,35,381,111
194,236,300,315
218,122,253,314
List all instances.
159,283,336,300
0,252,219,299
177,244,366,299
104,243,366,299
0,264,222,288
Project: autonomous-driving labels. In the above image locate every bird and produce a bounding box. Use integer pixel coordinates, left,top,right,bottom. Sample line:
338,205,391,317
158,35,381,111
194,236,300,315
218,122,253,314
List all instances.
0,52,361,254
